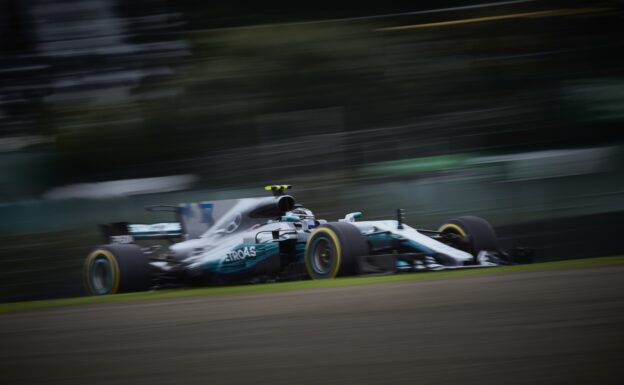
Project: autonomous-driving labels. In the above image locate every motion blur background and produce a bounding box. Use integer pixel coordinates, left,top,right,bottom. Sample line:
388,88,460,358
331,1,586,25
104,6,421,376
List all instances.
1,0,624,301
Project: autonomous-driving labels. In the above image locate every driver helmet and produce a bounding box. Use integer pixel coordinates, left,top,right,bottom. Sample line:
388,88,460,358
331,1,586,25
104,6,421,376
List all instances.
288,205,316,228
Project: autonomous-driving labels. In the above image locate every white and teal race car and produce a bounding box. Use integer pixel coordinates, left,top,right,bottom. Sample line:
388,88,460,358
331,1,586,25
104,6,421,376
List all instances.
83,185,532,295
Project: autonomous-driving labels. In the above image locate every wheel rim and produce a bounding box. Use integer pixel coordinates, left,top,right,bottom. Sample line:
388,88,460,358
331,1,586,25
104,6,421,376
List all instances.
91,257,113,294
440,226,473,254
312,237,336,275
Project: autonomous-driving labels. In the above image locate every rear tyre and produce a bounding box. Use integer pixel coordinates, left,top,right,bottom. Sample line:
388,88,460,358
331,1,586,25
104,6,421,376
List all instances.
438,216,499,263
304,222,368,279
83,243,151,295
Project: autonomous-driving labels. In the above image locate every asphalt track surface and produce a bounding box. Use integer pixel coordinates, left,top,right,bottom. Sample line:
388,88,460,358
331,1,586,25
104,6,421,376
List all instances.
2,266,624,385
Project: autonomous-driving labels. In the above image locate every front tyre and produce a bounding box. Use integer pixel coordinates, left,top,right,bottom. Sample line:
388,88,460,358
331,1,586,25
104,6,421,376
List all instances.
438,216,499,263
304,222,368,279
83,244,151,295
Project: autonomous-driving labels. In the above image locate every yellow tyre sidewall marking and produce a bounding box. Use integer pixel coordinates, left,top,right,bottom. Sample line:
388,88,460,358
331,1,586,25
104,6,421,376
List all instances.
438,223,466,237
305,227,342,279
83,249,121,294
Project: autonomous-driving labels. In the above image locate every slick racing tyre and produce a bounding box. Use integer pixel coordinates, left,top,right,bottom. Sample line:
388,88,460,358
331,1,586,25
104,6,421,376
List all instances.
438,216,499,263
83,243,151,295
304,222,368,279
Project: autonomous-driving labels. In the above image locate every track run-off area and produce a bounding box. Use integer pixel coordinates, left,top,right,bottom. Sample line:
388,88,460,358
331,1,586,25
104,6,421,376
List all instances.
2,256,624,384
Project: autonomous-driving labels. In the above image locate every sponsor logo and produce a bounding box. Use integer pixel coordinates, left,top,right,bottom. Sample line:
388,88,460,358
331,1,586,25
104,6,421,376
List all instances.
224,246,257,263
110,235,134,244
128,223,182,234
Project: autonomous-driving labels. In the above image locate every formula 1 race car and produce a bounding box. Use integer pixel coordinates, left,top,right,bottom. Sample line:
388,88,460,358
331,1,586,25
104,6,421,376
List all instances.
83,185,532,295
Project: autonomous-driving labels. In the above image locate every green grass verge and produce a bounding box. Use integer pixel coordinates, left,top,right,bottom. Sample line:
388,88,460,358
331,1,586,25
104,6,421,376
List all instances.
2,255,624,314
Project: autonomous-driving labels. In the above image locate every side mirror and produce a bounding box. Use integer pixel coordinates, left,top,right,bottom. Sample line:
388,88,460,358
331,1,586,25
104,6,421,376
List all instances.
339,212,362,222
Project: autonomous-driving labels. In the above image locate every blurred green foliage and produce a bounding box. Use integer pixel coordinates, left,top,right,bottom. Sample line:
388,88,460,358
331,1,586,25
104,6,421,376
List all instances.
1,3,621,191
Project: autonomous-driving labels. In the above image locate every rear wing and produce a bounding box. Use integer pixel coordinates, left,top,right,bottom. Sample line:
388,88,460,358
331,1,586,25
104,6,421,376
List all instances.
99,202,215,244
99,222,184,244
